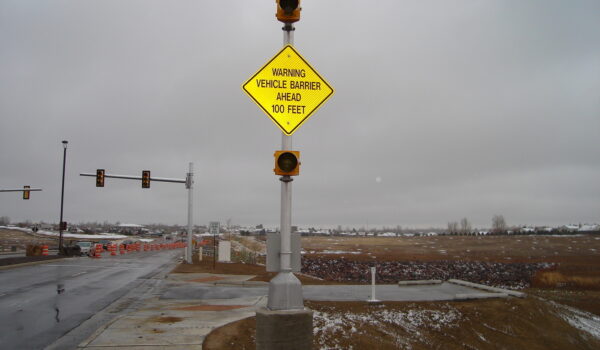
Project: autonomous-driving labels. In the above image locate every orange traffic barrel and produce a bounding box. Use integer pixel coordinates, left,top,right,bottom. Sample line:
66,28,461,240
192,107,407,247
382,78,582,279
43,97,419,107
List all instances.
119,244,125,254
110,244,117,256
94,244,103,258
42,245,49,256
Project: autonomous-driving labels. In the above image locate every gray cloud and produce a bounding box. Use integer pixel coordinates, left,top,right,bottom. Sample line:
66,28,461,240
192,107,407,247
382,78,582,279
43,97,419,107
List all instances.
1,1,599,228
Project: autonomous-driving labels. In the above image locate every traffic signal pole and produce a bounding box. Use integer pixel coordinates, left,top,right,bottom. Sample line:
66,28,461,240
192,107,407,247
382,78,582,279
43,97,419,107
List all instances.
81,167,194,262
267,22,304,311
280,24,294,275
185,162,194,264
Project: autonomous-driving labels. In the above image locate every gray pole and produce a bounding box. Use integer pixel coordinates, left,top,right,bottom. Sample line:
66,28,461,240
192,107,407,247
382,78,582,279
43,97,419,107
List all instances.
267,22,304,310
58,140,68,254
186,162,194,264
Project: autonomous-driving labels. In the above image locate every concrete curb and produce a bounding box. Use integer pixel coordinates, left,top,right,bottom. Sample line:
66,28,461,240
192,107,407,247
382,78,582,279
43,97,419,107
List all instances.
447,279,526,298
398,279,443,286
77,314,126,348
0,257,70,270
0,251,25,255
214,280,269,287
454,292,508,301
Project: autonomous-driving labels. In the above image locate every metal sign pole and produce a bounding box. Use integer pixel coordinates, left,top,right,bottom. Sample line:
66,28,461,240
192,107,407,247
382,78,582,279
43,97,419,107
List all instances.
280,23,294,277
267,22,304,311
186,162,194,264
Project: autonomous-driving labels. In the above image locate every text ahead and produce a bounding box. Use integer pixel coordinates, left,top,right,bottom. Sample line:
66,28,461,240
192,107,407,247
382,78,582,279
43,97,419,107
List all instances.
243,45,334,135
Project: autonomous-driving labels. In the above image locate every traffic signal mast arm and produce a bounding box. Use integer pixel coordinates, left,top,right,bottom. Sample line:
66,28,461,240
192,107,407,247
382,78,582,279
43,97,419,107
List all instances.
0,188,43,192
80,172,186,184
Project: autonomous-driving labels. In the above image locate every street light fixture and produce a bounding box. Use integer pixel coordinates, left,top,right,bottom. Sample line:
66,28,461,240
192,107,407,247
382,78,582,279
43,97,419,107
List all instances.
58,140,68,254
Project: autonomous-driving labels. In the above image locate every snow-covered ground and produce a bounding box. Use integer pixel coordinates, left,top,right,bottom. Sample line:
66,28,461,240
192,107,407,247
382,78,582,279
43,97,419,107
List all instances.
552,301,600,340
302,250,362,255
313,304,461,349
1,226,131,240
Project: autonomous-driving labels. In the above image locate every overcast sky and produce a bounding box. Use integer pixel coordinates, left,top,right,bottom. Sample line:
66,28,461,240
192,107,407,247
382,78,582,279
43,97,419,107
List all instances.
1,1,599,229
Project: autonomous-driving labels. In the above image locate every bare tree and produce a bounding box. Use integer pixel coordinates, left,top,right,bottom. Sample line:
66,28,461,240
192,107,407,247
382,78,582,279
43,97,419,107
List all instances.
0,216,10,225
492,215,507,234
447,221,459,234
460,217,472,234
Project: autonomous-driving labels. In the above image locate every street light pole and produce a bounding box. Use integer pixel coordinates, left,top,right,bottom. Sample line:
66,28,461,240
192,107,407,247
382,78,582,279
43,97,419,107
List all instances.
58,140,68,254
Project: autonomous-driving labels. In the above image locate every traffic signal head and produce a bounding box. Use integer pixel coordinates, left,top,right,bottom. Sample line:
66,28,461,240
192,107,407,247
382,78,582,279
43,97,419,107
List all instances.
274,150,300,176
23,185,30,200
96,169,105,187
276,0,301,23
142,170,151,188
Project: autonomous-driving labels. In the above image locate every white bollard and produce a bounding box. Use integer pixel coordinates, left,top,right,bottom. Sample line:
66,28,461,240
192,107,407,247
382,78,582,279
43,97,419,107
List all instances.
368,266,380,303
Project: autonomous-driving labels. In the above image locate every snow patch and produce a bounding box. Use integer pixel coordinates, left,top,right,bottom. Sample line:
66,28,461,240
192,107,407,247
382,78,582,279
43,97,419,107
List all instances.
554,303,600,340
313,305,461,349
35,230,129,240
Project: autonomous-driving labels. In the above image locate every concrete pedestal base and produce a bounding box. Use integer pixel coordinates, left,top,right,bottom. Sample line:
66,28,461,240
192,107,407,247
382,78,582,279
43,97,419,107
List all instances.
267,272,304,310
256,307,313,350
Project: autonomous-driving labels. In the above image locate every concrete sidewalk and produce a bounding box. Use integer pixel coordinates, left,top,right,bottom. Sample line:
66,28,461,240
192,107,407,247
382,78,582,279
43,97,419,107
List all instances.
77,273,518,348
79,296,266,349
78,273,266,349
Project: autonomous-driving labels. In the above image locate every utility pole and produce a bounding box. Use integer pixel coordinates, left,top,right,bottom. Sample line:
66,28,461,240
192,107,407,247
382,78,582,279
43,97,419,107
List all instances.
58,140,68,254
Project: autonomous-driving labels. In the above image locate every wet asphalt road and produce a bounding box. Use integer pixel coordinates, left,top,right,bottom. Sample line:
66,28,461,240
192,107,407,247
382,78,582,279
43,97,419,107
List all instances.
0,249,181,350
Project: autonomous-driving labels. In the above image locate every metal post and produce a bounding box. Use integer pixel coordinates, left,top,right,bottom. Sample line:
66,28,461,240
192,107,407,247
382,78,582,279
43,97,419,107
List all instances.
213,225,216,269
280,24,294,274
186,162,194,264
267,22,304,311
58,140,68,255
369,267,378,302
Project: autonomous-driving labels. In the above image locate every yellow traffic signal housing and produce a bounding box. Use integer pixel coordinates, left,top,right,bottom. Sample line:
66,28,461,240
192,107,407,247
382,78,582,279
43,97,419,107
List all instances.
23,185,30,200
274,150,300,176
96,169,105,187
276,0,301,23
142,170,151,188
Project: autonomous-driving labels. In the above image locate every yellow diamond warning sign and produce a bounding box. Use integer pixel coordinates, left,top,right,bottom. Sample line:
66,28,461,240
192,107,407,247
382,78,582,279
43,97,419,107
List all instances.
243,45,334,135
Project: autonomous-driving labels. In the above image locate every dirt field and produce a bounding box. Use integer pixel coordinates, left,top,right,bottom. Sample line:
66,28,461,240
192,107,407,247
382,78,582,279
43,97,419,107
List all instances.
0,228,58,251
301,234,600,264
192,234,600,349
204,298,600,350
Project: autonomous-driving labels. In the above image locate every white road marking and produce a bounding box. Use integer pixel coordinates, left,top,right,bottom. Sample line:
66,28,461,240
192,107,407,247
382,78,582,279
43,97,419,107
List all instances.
71,272,87,277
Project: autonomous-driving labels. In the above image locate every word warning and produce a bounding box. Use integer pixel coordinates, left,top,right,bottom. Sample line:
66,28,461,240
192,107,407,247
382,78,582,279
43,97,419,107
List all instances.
243,45,334,135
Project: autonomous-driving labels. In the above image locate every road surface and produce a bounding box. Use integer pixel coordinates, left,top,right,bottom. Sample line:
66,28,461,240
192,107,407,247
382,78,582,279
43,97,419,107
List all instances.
0,249,181,350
